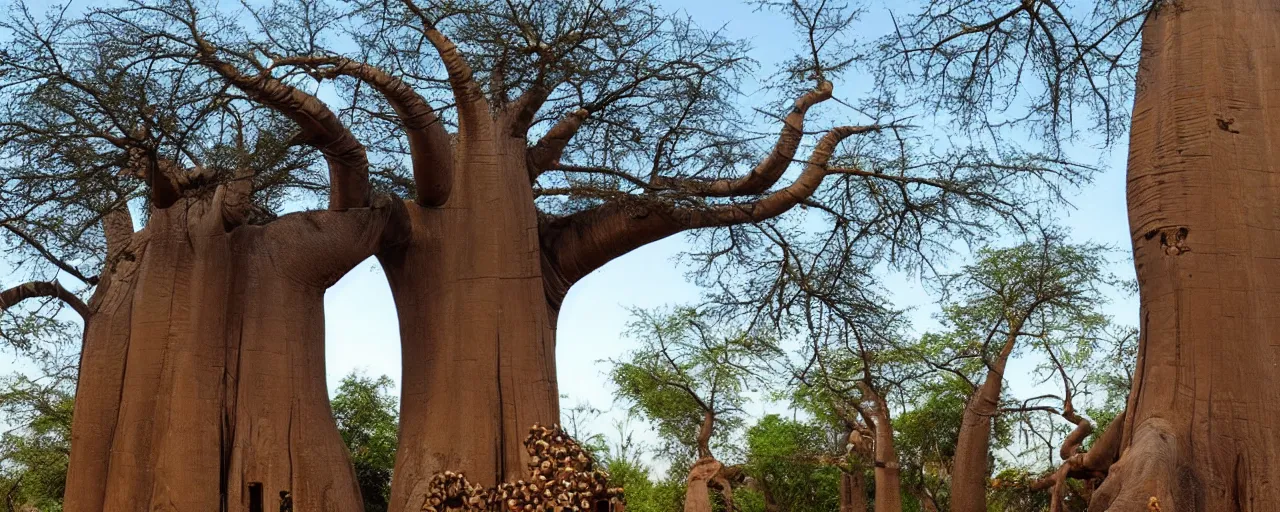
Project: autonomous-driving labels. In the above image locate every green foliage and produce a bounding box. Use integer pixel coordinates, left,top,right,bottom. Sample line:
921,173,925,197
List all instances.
600,458,684,512
609,307,774,463
330,372,399,512
0,349,76,512
893,376,1020,512
741,415,841,512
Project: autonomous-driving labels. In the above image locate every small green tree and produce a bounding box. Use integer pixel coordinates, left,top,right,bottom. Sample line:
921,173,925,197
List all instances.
610,307,776,512
738,415,841,512
610,307,771,465
0,347,76,512
330,372,399,512
924,231,1117,512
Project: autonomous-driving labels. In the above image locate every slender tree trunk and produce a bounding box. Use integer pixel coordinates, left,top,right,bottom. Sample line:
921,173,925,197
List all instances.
871,415,902,512
857,385,902,512
840,469,869,512
63,192,399,511
382,114,558,510
950,331,1019,512
1092,0,1280,509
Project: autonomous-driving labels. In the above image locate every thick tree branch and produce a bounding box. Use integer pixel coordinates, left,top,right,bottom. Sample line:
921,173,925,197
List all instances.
652,82,834,197
191,41,370,209
122,143,184,210
696,410,715,460
102,204,135,262
540,124,864,305
399,0,487,120
275,55,454,207
0,281,90,322
527,109,589,180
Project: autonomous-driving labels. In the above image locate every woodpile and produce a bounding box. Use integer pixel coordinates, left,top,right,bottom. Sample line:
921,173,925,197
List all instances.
422,424,625,512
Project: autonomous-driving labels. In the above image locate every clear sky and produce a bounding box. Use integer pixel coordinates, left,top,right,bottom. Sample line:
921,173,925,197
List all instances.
0,0,1140,477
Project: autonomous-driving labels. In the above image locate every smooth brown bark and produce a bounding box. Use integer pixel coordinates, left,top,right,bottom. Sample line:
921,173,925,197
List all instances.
380,111,558,508
62,188,402,511
62,210,143,512
856,384,901,512
1092,0,1280,509
950,331,1018,512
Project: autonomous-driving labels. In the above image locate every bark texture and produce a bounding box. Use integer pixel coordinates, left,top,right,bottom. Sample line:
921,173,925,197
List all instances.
683,458,724,512
950,331,1018,512
839,470,868,512
1093,0,1280,509
62,188,403,511
381,110,559,509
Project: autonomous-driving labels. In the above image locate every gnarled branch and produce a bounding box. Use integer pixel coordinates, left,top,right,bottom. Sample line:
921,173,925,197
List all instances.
651,82,834,197
0,281,90,322
399,0,487,121
1,222,98,286
540,124,865,304
274,55,454,207
191,41,370,209
527,109,589,181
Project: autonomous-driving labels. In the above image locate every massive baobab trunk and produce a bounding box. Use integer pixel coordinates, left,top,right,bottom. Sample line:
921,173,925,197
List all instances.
1091,0,1280,509
57,35,409,511
60,183,402,511
380,111,559,503
344,15,860,505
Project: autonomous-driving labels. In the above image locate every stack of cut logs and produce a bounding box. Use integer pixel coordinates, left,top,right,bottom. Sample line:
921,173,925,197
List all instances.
422,424,625,512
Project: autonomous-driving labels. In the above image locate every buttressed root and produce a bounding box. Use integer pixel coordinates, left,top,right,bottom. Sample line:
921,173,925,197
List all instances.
1088,418,1179,512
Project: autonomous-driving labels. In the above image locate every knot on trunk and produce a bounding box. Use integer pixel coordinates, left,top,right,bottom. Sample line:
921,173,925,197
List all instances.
420,424,625,512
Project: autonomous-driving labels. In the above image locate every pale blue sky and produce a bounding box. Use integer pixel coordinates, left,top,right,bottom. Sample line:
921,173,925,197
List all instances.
0,0,1139,475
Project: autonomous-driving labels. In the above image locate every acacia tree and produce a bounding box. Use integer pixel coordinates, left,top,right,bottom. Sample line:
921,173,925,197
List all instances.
1,0,1088,508
788,321,908,512
610,307,767,512
926,234,1112,511
0,344,77,512
884,0,1280,506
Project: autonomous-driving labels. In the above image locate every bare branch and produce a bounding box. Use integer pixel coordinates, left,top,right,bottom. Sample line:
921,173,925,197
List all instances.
528,109,589,180
652,81,834,197
0,281,90,323
189,33,370,209
541,124,867,302
398,0,487,120
1,222,98,286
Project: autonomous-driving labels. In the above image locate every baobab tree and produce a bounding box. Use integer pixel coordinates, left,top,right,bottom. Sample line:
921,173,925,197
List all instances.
936,235,1113,512
0,4,409,509
1,0,1088,508
888,0,1280,507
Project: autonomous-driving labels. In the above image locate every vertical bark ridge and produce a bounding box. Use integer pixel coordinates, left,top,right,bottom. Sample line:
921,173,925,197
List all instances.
384,114,558,510
63,230,145,512
1099,0,1280,508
